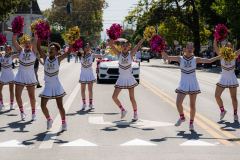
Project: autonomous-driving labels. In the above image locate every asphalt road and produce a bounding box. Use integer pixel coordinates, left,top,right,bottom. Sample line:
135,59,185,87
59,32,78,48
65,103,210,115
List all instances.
0,59,239,160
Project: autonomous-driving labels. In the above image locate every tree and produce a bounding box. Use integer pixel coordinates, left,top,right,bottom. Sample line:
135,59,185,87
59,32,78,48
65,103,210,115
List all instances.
212,0,240,48
45,0,106,46
0,0,30,21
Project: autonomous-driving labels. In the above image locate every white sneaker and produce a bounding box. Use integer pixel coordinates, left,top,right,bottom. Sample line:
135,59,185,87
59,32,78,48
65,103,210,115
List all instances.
21,113,26,121
121,110,127,119
220,110,227,120
10,104,14,110
234,114,239,121
175,118,185,127
32,114,36,121
189,124,195,131
47,119,53,130
132,112,138,122
88,104,94,110
81,104,87,111
62,123,67,131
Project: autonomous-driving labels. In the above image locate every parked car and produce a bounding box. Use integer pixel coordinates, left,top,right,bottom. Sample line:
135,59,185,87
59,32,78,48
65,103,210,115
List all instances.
96,54,140,83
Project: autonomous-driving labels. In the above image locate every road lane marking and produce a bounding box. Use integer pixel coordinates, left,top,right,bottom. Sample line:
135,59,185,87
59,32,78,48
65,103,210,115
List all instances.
180,140,217,146
88,116,174,128
39,84,80,149
0,140,26,148
121,139,157,146
61,139,97,147
141,79,235,146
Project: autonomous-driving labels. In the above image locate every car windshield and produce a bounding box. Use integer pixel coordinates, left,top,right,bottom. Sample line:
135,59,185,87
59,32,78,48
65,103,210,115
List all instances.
102,54,119,61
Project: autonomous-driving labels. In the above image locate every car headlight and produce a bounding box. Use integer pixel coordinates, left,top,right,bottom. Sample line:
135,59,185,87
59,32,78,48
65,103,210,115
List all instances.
100,67,108,70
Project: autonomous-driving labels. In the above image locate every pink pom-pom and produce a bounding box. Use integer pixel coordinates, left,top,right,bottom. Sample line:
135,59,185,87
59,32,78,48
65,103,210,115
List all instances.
150,35,166,53
72,38,83,52
214,24,228,42
0,33,7,46
35,21,51,41
106,23,123,40
11,16,24,34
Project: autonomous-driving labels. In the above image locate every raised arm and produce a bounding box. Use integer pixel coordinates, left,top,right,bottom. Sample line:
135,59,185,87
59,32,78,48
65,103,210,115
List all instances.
131,39,144,57
58,47,71,62
213,39,220,56
12,34,22,52
196,55,221,64
36,40,47,60
108,40,121,55
161,51,180,63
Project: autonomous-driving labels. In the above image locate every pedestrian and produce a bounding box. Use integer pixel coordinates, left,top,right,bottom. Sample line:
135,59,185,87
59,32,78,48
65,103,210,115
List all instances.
161,42,220,131
213,39,240,122
12,34,38,121
0,45,16,110
34,56,42,88
109,38,144,122
36,37,70,131
79,42,106,111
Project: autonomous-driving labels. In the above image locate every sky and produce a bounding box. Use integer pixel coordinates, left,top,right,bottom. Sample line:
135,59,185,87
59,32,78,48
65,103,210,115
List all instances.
37,0,138,39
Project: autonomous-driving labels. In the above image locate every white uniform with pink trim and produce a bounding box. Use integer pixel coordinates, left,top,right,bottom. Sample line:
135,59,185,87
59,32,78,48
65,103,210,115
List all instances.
0,54,14,85
175,55,201,94
115,53,138,89
217,59,239,88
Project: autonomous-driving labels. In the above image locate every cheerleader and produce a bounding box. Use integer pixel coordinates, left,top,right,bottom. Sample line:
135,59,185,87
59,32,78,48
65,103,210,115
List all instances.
79,43,106,111
109,38,144,121
214,39,240,121
162,42,220,131
0,45,16,111
36,38,70,131
12,34,38,121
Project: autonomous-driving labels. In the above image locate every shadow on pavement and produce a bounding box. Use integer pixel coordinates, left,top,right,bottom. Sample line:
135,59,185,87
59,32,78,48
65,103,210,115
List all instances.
150,130,225,143
218,120,240,131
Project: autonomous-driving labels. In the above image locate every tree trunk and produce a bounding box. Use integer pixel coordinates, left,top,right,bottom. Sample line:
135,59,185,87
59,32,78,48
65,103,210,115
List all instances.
192,3,201,56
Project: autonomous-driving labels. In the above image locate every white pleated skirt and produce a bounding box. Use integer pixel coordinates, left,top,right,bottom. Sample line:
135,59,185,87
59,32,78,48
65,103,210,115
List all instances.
39,79,66,99
115,74,138,89
0,70,15,85
79,68,96,84
175,74,201,95
217,72,239,88
15,69,38,86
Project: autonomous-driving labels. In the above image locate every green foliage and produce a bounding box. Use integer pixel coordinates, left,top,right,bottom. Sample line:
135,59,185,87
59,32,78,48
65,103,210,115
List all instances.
0,0,30,21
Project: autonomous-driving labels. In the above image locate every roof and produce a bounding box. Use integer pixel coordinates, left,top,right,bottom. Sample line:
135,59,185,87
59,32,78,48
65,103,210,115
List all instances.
15,1,42,15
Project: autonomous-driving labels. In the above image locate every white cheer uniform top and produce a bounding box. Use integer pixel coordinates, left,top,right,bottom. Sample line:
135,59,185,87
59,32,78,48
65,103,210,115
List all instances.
39,57,66,99
14,50,37,86
175,55,201,94
217,59,239,88
79,53,96,83
0,54,15,84
115,52,138,89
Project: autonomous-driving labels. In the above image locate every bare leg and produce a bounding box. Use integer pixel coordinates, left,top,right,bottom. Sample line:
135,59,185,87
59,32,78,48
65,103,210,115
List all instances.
229,87,238,117
128,88,137,111
176,93,186,116
26,86,36,115
112,88,122,108
215,86,225,108
56,97,66,122
0,84,3,105
15,84,24,112
189,94,197,121
41,98,50,119
9,83,14,103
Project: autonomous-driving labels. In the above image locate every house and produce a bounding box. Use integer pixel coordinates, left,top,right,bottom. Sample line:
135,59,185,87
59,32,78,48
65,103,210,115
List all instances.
4,1,43,45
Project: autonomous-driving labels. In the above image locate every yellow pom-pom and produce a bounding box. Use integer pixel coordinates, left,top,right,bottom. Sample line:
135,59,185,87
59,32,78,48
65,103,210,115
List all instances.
144,26,156,41
31,19,44,33
106,45,123,55
220,47,237,62
19,34,31,45
64,26,80,45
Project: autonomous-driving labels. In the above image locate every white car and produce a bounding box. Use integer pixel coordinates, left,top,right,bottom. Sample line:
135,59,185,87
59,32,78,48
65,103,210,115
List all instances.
96,54,140,83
